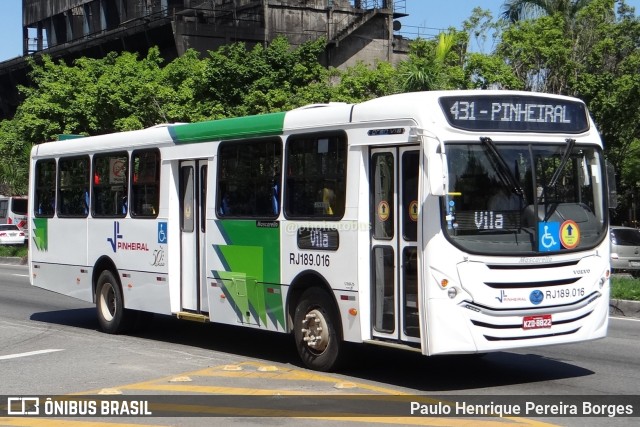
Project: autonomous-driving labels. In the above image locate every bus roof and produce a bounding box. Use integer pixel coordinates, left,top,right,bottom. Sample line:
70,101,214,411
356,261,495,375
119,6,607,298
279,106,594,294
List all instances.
30,90,595,158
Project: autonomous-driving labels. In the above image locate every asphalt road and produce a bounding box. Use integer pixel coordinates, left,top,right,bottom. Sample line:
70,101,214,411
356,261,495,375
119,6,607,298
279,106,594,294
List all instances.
0,263,638,427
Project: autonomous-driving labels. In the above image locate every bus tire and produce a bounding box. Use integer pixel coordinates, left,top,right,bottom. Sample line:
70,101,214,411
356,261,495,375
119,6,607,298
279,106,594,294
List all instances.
293,288,343,372
96,270,133,334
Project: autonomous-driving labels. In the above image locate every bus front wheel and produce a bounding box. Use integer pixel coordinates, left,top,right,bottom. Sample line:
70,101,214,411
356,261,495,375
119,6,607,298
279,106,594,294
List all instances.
96,270,132,334
293,288,343,372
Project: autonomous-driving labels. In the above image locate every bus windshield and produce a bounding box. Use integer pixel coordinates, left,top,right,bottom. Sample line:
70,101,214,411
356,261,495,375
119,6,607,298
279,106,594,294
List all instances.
443,141,607,255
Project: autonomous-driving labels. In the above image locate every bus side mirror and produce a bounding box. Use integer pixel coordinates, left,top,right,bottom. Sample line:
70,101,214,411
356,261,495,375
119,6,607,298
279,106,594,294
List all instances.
428,153,448,196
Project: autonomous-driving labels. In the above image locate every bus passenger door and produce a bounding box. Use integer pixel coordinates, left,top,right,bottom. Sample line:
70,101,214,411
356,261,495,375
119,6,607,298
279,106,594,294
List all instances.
370,147,420,344
179,160,208,313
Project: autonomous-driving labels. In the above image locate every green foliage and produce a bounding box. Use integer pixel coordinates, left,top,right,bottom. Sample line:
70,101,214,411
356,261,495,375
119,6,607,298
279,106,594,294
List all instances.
501,0,606,25
611,276,640,301
201,37,329,116
569,0,640,222
465,53,524,89
0,244,28,258
397,33,467,92
0,119,31,195
463,7,508,54
330,61,399,102
498,14,575,92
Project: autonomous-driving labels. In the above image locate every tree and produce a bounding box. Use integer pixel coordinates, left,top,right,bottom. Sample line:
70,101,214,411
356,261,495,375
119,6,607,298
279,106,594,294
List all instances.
571,1,640,221
397,31,467,92
0,120,30,195
201,37,329,116
464,52,524,89
461,8,523,89
463,7,507,54
497,14,575,92
501,0,601,24
330,61,399,102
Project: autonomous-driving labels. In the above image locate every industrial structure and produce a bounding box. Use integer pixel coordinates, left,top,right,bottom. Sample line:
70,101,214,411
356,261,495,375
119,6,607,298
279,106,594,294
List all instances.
0,0,412,119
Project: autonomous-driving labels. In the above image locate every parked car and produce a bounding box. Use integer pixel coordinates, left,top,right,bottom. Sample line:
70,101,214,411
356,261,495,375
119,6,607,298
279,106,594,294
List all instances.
0,224,26,245
610,226,640,277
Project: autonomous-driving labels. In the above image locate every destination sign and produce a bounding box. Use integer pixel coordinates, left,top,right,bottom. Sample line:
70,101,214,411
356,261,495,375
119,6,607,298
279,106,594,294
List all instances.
297,228,339,251
439,95,589,133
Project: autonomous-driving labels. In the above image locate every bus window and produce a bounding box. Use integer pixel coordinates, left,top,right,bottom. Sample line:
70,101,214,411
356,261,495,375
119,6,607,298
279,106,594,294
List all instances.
93,152,128,217
58,156,90,218
216,139,282,219
11,198,28,216
34,159,56,217
372,152,394,239
0,200,7,220
285,132,347,219
200,165,207,232
131,149,160,218
402,151,419,242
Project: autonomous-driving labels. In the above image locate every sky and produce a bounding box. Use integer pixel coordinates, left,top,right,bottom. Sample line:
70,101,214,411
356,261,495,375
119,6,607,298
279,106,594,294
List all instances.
0,0,638,62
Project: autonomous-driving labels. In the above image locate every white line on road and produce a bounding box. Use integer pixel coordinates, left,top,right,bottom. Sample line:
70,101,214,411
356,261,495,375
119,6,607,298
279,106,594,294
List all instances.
610,316,640,323
0,349,64,360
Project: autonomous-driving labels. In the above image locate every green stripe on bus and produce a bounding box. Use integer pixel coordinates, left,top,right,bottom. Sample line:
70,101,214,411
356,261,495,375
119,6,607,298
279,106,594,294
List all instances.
169,112,286,144
32,218,48,251
212,220,284,329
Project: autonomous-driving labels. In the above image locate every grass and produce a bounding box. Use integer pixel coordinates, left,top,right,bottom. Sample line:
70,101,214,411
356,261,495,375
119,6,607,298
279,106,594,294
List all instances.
610,276,640,301
0,244,28,258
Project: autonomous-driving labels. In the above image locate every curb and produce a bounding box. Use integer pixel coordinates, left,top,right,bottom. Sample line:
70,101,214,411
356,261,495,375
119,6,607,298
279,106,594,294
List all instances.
609,299,640,319
0,256,27,265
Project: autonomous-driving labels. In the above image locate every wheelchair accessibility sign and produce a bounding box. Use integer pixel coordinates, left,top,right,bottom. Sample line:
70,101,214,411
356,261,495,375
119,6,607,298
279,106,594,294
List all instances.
538,221,560,252
158,222,167,244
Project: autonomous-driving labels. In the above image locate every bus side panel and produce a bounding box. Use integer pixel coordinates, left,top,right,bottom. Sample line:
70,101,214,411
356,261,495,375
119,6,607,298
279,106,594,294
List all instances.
278,142,364,344
31,264,93,303
281,220,361,343
206,219,286,331
30,218,92,302
117,269,171,315
87,218,171,315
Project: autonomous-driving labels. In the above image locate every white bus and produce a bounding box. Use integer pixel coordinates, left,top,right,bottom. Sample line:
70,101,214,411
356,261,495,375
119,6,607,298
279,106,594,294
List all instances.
29,90,610,371
0,195,28,230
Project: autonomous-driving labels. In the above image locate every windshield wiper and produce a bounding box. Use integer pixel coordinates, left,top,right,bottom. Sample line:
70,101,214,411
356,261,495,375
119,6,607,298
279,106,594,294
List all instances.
541,138,576,222
480,137,524,197
547,138,576,189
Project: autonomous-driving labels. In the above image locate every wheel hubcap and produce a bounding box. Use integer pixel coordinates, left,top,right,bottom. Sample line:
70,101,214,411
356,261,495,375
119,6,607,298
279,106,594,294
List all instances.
99,283,116,322
300,309,329,354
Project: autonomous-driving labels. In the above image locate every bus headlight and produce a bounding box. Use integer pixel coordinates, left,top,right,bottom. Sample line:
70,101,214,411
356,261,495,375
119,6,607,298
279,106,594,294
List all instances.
447,287,458,299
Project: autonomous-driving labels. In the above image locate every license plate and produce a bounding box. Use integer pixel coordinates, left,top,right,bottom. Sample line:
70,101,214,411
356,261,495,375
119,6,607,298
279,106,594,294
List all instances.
522,314,552,330
630,261,640,267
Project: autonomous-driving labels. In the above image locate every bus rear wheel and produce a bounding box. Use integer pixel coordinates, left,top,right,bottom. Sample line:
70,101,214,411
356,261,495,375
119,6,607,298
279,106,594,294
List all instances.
293,288,343,372
96,270,133,334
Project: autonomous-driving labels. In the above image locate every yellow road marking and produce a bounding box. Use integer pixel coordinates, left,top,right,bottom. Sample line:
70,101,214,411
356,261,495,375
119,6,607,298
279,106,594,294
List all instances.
307,417,551,426
77,362,400,396
43,361,561,427
121,383,338,395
